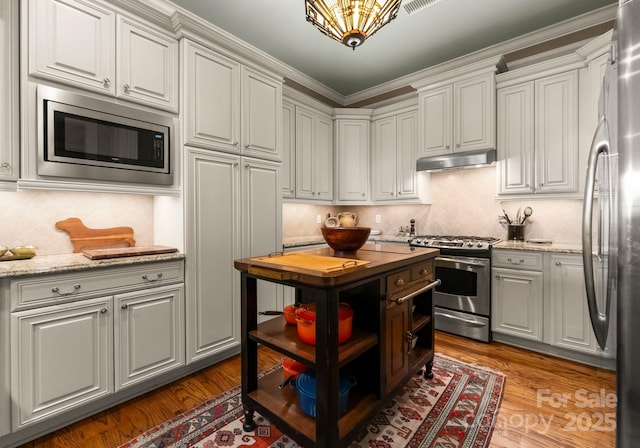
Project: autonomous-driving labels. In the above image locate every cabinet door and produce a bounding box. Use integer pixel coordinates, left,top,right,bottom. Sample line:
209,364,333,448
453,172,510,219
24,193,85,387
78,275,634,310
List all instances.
396,110,419,198
183,40,240,152
336,119,370,201
385,301,409,393
549,255,599,353
372,116,397,201
497,82,534,194
294,106,315,199
242,158,283,321
117,16,178,112
314,114,334,201
535,71,578,193
0,0,18,182
115,284,184,391
30,0,115,93
186,149,241,362
418,85,451,156
281,101,296,198
454,73,495,152
492,267,543,341
11,297,113,428
241,67,282,161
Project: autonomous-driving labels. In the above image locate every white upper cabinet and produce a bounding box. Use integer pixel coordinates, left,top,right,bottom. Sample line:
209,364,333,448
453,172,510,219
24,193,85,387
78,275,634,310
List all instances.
281,101,296,198
183,39,282,161
29,0,178,112
497,69,578,196
116,15,179,111
415,67,497,158
334,110,371,202
0,0,18,183
372,106,421,201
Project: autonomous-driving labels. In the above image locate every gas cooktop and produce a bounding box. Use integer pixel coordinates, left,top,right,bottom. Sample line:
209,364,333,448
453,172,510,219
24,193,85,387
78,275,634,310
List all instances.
409,235,501,252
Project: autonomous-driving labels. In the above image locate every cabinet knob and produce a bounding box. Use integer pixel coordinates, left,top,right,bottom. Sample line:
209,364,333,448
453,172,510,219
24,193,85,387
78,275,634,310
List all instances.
419,268,428,276
361,192,365,196
445,145,450,149
398,191,402,195
233,141,239,146
555,261,562,266
103,78,111,88
495,275,500,279
123,83,130,93
395,277,405,287
539,183,544,187
456,143,460,148
121,304,129,310
245,144,250,149
51,284,81,296
100,308,108,314
142,273,163,282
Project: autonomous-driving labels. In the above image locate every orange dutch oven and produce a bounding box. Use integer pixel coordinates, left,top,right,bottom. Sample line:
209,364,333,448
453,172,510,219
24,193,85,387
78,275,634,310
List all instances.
295,302,354,345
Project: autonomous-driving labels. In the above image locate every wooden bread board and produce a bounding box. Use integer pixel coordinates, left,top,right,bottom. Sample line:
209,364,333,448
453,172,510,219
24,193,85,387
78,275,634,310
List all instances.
249,253,369,274
82,246,178,260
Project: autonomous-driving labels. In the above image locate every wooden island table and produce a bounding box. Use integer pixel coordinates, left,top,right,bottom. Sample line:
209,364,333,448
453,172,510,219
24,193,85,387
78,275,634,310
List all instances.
234,243,440,448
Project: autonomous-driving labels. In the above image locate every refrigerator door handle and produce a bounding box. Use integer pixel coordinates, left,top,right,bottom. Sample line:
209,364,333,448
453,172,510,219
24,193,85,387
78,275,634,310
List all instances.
582,116,611,351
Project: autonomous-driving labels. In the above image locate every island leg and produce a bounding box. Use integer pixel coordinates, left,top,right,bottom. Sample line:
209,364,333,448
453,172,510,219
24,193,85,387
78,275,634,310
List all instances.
423,360,434,379
243,408,256,432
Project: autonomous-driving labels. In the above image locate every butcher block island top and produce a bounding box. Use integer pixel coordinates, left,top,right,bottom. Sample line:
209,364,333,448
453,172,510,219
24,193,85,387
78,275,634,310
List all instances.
234,244,440,448
234,243,439,287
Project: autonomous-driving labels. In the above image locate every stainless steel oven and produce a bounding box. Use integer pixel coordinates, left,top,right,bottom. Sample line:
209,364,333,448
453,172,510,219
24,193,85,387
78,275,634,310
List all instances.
410,236,498,342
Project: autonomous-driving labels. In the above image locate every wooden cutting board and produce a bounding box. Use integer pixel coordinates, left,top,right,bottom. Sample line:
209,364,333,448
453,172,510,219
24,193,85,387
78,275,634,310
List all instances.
249,253,369,273
82,246,178,260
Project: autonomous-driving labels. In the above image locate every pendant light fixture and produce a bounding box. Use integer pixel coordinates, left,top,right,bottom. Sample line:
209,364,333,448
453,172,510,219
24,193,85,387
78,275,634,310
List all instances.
305,0,402,50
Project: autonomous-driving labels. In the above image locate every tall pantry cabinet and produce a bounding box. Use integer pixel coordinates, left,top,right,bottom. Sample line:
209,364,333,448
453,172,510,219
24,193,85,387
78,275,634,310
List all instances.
182,38,283,363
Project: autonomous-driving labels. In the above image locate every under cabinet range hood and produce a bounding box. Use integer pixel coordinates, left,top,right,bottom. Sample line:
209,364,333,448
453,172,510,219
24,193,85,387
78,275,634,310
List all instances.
416,149,497,172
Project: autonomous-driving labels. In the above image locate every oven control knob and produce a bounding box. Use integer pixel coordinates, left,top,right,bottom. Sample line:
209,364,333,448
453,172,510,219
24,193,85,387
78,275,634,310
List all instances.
467,242,473,247
477,242,483,248
415,239,422,244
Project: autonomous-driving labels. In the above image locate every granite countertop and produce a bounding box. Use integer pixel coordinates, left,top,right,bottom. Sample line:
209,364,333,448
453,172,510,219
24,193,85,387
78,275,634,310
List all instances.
494,240,582,254
0,252,185,279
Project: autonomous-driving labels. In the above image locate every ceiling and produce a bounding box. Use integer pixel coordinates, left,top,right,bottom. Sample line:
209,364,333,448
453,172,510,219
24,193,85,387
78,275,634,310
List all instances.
168,0,616,97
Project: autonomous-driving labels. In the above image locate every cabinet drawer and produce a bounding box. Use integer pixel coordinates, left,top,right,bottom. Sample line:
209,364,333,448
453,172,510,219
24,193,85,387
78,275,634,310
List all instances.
11,261,184,309
492,250,542,270
386,270,411,296
410,261,433,282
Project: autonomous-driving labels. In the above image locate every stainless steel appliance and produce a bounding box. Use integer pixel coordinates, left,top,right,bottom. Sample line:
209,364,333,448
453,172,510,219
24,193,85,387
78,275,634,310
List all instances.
37,85,175,185
582,1,639,445
409,235,500,342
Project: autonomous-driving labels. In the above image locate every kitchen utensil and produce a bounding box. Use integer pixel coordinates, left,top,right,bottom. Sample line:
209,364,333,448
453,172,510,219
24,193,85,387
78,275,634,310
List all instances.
501,209,512,224
336,212,357,227
295,302,354,345
258,310,283,315
290,371,357,418
522,206,533,223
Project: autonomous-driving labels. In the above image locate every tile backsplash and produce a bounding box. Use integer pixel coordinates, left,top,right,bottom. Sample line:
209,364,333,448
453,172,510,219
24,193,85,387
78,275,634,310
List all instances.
0,190,154,255
284,166,585,245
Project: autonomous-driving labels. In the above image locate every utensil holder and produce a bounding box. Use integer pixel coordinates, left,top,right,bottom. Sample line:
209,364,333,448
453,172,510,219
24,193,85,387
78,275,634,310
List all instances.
507,224,525,241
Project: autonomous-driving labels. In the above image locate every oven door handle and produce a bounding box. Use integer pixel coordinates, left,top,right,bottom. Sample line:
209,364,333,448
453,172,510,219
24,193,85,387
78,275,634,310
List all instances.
434,310,486,327
435,256,487,268
391,279,441,305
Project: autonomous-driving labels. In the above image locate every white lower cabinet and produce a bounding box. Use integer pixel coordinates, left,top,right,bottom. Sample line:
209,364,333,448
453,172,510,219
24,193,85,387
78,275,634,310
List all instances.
492,249,614,366
9,260,185,430
492,267,543,341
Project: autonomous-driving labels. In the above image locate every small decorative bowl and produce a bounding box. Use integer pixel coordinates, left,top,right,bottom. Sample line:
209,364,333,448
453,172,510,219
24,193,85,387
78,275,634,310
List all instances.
9,246,37,257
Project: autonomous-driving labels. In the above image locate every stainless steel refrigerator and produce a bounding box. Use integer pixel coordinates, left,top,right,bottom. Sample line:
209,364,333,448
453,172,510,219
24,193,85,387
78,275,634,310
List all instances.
583,0,640,446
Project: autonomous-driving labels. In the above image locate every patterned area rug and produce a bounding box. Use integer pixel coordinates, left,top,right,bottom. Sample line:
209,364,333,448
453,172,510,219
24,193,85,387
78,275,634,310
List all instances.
119,354,505,448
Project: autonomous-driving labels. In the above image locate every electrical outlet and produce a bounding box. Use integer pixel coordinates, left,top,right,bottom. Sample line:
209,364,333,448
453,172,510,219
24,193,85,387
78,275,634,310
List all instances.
375,214,381,224
316,214,322,224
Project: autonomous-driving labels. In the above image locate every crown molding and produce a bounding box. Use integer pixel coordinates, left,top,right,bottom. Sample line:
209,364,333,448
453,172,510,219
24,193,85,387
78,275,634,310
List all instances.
341,4,617,104
282,85,335,116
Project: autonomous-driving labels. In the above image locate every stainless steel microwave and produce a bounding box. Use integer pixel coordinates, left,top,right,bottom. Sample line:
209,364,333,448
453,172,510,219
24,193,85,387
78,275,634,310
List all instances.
37,86,175,186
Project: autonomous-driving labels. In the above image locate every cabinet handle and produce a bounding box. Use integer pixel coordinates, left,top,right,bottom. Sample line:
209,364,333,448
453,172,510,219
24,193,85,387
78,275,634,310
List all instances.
100,308,107,314
395,277,405,287
445,145,450,149
245,144,250,149
495,274,500,279
506,257,525,265
51,284,81,296
123,83,130,93
233,141,239,146
103,78,111,88
391,279,441,305
142,273,163,282
0,162,10,169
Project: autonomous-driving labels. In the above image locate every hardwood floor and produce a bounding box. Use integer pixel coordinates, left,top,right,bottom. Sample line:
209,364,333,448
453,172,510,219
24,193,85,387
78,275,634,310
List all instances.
17,332,616,448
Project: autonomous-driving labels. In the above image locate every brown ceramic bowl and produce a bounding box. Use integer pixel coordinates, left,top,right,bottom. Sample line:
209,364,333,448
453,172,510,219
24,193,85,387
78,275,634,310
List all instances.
321,226,371,253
